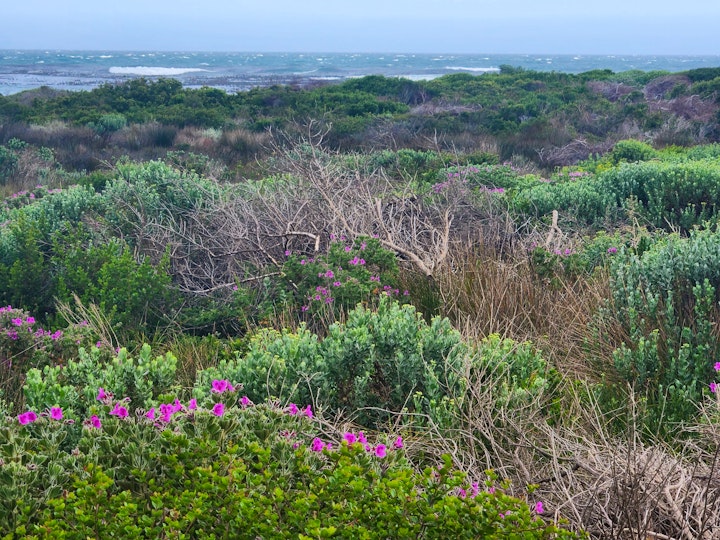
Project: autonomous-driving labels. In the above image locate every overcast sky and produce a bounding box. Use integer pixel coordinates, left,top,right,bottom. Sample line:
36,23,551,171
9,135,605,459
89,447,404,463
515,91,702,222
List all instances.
2,0,718,55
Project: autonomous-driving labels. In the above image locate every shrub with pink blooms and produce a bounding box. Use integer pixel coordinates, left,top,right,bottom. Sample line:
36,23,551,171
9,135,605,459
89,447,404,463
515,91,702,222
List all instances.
280,235,400,322
0,390,580,538
22,343,178,419
0,305,95,406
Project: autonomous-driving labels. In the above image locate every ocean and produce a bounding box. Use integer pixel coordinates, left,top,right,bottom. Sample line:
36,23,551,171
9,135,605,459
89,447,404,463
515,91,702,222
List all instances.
1,50,719,96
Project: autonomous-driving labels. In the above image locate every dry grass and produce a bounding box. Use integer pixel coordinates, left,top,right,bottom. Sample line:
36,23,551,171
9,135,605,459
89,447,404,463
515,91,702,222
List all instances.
342,353,720,539
429,242,611,379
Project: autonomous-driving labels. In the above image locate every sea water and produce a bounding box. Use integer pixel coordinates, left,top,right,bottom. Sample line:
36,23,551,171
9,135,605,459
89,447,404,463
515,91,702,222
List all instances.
1,50,719,95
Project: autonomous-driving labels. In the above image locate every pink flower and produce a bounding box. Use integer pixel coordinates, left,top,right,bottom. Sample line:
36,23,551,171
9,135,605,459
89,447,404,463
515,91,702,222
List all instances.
357,431,367,444
304,405,313,418
343,432,357,444
715,362,720,372
146,407,156,420
311,437,325,452
212,403,225,417
287,403,299,415
711,382,718,393
470,482,479,498
188,398,197,410
109,404,128,418
97,387,107,401
240,396,252,408
393,436,403,449
211,379,233,393
374,444,387,458
11,318,22,326
89,415,102,429
50,407,63,420
17,411,38,425
25,316,35,325
534,501,544,514
172,399,183,413
607,247,618,254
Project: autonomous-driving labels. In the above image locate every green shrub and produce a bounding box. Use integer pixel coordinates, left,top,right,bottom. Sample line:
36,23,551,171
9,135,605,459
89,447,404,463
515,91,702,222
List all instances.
600,229,720,433
281,235,400,321
609,139,658,164
23,344,178,419
1,398,579,538
88,113,127,135
195,297,467,427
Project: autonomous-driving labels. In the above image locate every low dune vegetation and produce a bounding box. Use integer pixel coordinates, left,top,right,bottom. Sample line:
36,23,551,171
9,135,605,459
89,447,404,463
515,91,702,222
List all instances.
1,68,720,538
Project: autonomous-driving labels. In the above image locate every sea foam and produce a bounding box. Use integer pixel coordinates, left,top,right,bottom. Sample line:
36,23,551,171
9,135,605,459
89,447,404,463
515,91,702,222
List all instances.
109,66,209,76
445,66,500,73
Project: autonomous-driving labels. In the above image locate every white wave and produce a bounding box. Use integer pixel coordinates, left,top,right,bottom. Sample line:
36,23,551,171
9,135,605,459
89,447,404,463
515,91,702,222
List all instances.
109,66,209,76
444,66,499,73
99,55,113,59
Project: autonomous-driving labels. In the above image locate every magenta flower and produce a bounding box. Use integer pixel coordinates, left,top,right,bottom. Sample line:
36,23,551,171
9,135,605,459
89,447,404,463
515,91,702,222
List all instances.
17,410,38,425
304,405,313,418
159,403,174,422
109,404,128,418
89,415,102,429
25,316,35,325
534,501,544,514
50,407,63,420
212,403,225,417
188,398,198,410
470,482,480,498
287,403,299,415
607,247,618,254
711,382,718,394
11,317,23,326
97,387,107,401
715,362,720,372
240,395,252,408
311,437,325,452
357,431,367,444
211,379,233,393
343,432,357,444
374,444,387,458
393,436,403,449
172,399,183,413
146,407,156,420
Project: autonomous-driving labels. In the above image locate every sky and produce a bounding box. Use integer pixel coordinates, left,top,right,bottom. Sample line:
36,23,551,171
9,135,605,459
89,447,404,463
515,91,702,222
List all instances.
2,0,719,55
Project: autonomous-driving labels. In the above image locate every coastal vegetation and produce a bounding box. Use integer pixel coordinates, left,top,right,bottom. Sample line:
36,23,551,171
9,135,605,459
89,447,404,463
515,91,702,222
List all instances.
1,67,720,538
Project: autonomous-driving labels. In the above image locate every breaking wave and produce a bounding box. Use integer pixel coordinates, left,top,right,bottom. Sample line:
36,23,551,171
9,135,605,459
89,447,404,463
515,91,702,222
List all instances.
109,66,209,76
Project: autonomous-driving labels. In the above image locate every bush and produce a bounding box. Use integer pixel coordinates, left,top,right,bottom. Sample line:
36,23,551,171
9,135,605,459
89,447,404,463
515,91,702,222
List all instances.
88,113,127,135
280,235,400,322
600,229,720,433
23,344,178,419
195,297,467,427
1,395,579,538
609,139,658,164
